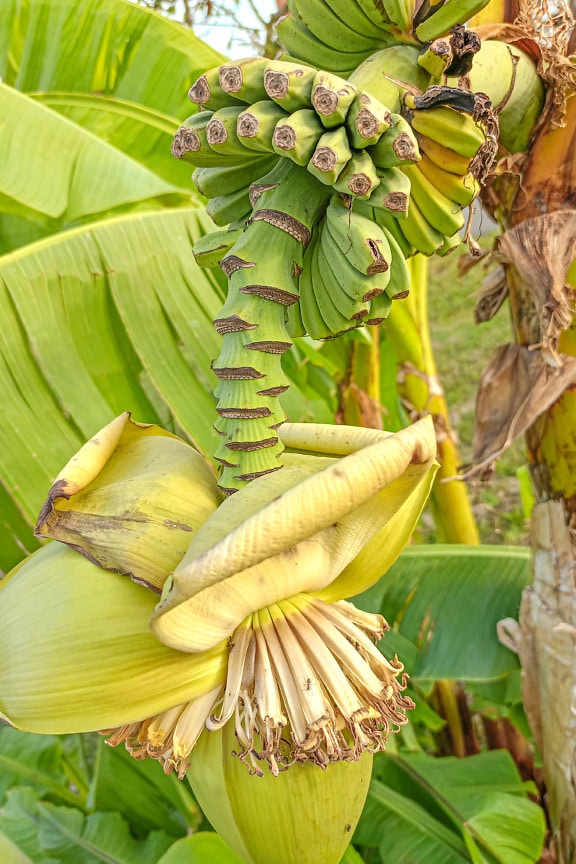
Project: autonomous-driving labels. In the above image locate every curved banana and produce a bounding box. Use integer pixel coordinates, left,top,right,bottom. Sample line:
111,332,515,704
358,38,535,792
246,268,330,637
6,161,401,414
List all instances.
367,166,412,219
276,15,372,76
287,0,384,53
399,197,443,256
325,196,391,275
272,108,325,166
237,101,290,153
308,126,352,185
333,149,380,198
401,163,465,236
417,155,480,206
409,103,486,159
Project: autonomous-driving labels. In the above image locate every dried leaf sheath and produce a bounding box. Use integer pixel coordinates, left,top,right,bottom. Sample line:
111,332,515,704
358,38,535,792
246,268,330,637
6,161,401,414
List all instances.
212,163,330,492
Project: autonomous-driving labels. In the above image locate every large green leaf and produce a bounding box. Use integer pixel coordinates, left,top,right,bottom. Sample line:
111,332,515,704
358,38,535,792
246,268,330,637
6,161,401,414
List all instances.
0,0,224,119
31,92,194,190
0,207,224,566
0,787,173,864
157,833,245,864
355,751,545,864
0,84,182,225
354,545,531,681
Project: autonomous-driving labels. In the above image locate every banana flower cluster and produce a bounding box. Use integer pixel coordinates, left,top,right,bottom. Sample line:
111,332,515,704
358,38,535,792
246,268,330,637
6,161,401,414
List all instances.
0,412,436,864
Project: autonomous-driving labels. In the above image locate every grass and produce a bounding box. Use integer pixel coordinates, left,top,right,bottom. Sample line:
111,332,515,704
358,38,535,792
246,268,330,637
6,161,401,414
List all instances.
426,238,530,545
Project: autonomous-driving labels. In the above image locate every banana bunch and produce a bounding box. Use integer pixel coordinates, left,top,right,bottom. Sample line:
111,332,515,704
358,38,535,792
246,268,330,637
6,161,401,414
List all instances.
275,0,493,72
175,57,420,223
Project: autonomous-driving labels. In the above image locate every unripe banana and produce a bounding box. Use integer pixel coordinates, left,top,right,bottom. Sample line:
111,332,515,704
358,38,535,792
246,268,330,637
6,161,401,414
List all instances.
401,163,465,236
206,186,252,227
365,288,393,324
193,156,277,198
299,231,333,340
325,196,391,275
237,101,290,153
333,149,380,198
446,40,544,153
285,287,307,338
416,0,491,42
377,221,412,299
417,155,479,206
272,109,325,166
399,197,443,256
367,166,411,218
346,91,392,149
322,0,393,40
437,231,464,256
380,0,416,33
367,113,420,168
288,0,384,53
275,15,373,76
218,57,270,103
415,133,471,174
321,225,391,303
348,46,431,114
311,71,357,128
189,67,245,111
417,38,454,79
312,237,358,336
173,112,249,168
264,60,317,112
409,104,486,159
308,127,352,186
206,106,253,156
193,228,244,268
316,237,371,323
365,203,415,258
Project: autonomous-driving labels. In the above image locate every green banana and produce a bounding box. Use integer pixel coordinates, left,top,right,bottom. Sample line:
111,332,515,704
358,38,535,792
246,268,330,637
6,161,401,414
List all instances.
417,38,454,79
206,106,253,156
275,15,371,76
287,0,384,53
401,163,465,236
366,203,415,258
321,224,391,303
399,197,443,255
333,149,380,198
365,289,393,325
446,40,544,153
415,133,472,174
417,155,479,206
308,126,352,186
354,0,396,29
325,196,391,275
311,231,357,336
378,221,411,299
416,0,492,42
264,60,317,112
322,0,394,40
206,187,253,227
409,104,486,158
437,231,464,257
193,156,277,198
311,71,357,128
192,228,244,269
380,0,416,33
367,113,420,168
299,230,332,340
316,235,371,324
346,91,392,149
348,45,431,114
237,101,290,153
367,166,411,218
272,109,325,166
218,57,270,104
188,67,245,111
173,112,249,168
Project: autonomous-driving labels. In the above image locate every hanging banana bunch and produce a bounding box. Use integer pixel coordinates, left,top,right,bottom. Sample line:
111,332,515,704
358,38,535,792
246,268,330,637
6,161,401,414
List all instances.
174,47,496,493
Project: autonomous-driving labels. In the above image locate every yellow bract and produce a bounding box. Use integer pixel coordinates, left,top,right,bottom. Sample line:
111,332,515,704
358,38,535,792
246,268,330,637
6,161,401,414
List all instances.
150,416,437,652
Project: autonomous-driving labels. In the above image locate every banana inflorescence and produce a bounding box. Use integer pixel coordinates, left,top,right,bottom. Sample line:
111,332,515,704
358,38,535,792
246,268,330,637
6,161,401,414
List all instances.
174,30,497,491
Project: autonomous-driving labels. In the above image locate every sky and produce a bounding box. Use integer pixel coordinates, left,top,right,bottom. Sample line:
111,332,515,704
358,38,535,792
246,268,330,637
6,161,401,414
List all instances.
190,1,276,58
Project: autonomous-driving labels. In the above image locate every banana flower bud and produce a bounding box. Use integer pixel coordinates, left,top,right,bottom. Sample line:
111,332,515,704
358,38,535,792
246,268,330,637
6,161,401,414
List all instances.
0,412,437,864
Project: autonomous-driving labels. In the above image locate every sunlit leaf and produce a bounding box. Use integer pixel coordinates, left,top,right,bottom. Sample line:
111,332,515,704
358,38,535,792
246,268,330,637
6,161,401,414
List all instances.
354,545,531,681
156,832,245,864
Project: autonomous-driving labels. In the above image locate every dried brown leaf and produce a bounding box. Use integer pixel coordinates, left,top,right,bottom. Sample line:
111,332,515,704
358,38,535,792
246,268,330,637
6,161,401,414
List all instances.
466,343,576,475
499,211,576,362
